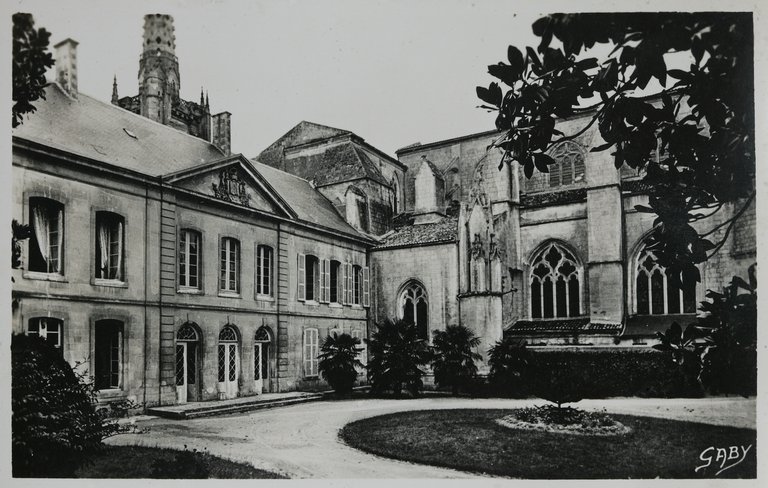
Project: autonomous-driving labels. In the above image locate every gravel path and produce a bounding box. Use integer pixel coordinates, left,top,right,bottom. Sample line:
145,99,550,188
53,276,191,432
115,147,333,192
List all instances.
107,396,755,479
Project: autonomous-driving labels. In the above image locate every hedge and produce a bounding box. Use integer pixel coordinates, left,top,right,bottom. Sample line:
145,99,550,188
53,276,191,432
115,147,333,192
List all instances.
481,347,706,399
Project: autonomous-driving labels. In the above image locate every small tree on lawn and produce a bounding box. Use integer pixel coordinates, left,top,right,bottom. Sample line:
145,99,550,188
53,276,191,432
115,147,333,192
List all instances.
12,334,124,477
528,354,586,412
431,325,482,396
318,332,364,394
488,336,531,397
366,319,431,397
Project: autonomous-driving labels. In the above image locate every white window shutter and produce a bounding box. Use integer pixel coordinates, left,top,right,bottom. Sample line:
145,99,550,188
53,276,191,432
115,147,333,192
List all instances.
363,266,370,307
319,259,326,303
297,253,306,301
346,263,353,305
341,262,348,305
323,259,331,303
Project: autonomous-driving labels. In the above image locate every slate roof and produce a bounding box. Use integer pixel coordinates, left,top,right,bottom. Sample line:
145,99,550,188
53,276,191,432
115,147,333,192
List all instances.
250,160,362,236
256,121,390,186
372,216,458,250
505,318,623,335
13,84,224,176
277,142,388,187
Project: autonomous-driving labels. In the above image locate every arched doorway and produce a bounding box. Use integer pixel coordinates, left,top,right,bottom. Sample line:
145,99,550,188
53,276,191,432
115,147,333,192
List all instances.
254,326,272,394
176,322,200,403
400,281,429,340
218,325,239,399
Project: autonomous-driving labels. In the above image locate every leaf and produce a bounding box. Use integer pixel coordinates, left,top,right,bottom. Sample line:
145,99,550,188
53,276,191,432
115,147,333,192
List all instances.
476,82,503,107
590,142,615,152
667,69,691,81
533,152,555,173
488,63,521,87
634,204,654,213
526,46,542,72
507,45,524,74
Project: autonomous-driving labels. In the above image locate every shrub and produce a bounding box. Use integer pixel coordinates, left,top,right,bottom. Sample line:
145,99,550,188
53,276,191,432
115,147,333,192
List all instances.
528,354,587,409
318,332,363,394
487,336,531,397
431,325,482,395
366,319,431,397
11,334,121,477
655,265,757,397
150,448,210,478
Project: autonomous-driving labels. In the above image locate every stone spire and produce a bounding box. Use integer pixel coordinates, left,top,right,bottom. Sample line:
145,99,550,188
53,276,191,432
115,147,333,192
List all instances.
111,75,119,105
138,14,179,124
200,87,204,106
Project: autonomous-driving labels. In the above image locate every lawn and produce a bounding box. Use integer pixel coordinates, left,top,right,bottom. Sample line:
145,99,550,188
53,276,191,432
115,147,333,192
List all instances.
74,446,287,479
339,409,756,479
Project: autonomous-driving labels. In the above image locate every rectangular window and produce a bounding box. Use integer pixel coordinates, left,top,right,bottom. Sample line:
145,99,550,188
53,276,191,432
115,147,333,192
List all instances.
362,266,370,307
95,212,124,281
28,317,63,351
256,245,273,296
353,265,362,305
219,237,240,293
303,328,319,377
95,320,123,390
304,255,319,301
179,230,200,289
330,261,340,303
29,198,64,274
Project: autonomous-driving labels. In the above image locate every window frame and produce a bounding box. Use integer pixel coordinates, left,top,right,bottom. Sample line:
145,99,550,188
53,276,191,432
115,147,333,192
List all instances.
27,317,64,352
528,242,583,319
94,319,124,392
178,228,202,292
632,246,698,316
255,244,274,298
93,211,126,286
27,197,65,277
219,237,241,296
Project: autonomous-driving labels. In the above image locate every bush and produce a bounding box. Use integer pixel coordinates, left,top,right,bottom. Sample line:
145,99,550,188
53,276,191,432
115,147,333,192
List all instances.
150,448,210,478
528,354,587,408
366,319,431,397
524,348,702,399
12,334,121,477
487,336,531,397
431,325,482,396
318,332,364,394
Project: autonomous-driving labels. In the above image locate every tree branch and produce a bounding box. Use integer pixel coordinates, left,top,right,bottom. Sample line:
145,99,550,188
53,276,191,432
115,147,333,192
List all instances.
704,191,755,259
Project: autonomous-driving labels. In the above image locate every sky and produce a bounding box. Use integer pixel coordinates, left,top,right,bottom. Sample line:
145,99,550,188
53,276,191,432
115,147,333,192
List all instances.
9,0,552,157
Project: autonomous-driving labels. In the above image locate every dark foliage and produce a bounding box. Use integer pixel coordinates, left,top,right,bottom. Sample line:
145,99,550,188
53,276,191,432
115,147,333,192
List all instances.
318,332,364,394
365,319,431,397
487,336,531,397
12,219,32,270
513,404,618,428
13,13,54,128
430,325,482,395
527,354,586,408
12,334,123,477
479,13,755,287
654,264,757,396
151,449,210,479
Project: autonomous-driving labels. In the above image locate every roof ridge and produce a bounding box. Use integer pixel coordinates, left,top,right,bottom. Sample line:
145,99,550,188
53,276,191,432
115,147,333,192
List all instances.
250,157,313,185
75,88,225,155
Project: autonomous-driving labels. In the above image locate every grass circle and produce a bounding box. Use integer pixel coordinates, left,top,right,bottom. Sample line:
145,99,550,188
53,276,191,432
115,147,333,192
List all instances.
339,408,756,479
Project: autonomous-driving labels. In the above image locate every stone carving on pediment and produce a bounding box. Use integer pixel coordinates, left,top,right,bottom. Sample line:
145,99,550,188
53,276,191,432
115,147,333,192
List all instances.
212,167,251,207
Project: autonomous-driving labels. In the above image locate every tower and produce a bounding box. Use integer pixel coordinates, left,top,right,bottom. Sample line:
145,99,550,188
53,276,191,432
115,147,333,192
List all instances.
138,14,180,124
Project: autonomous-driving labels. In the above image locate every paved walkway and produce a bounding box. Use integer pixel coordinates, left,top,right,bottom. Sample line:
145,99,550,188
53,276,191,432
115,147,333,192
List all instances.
107,396,756,479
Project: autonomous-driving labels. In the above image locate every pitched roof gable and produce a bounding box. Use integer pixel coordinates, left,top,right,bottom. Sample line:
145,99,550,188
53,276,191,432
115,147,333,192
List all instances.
257,121,352,168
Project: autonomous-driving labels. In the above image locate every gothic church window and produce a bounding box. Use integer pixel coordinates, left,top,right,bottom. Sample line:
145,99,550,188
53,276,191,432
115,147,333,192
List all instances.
548,141,585,188
29,198,64,275
400,282,428,340
635,247,696,315
529,242,582,319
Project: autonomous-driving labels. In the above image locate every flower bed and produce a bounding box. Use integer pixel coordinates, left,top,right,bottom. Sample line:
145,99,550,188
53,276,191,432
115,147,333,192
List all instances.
496,405,631,436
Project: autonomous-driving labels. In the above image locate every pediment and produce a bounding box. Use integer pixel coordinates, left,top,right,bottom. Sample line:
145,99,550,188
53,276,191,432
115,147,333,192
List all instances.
163,155,295,217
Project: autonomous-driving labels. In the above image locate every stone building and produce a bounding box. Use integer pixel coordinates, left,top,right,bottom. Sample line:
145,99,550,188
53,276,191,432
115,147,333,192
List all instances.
11,14,755,407
12,18,373,407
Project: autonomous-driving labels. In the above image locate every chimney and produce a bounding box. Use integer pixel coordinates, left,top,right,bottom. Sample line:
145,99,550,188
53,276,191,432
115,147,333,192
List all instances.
212,111,232,156
54,38,79,99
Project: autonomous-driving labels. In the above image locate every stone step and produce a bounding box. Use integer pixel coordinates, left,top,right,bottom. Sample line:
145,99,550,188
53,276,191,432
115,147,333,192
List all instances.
147,393,324,420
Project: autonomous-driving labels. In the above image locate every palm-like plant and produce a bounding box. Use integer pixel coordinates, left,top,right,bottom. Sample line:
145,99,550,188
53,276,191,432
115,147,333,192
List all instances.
318,332,363,394
366,319,431,397
431,325,482,396
488,336,531,397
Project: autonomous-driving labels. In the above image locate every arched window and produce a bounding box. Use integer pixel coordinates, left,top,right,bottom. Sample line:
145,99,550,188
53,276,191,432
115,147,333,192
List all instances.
254,327,271,382
635,247,697,315
548,141,586,188
29,198,64,274
218,325,239,384
400,282,428,339
530,242,582,319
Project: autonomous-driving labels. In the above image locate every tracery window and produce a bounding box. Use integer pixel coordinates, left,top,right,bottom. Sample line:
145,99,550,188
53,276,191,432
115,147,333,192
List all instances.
530,242,582,319
548,141,586,188
635,248,696,315
400,282,428,340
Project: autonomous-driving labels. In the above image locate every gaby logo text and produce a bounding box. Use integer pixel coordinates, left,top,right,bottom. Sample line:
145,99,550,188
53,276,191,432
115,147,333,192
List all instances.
695,444,752,476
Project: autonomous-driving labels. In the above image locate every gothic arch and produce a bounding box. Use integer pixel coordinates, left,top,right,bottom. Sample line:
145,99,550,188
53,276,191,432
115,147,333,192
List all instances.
527,240,584,319
397,279,429,340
